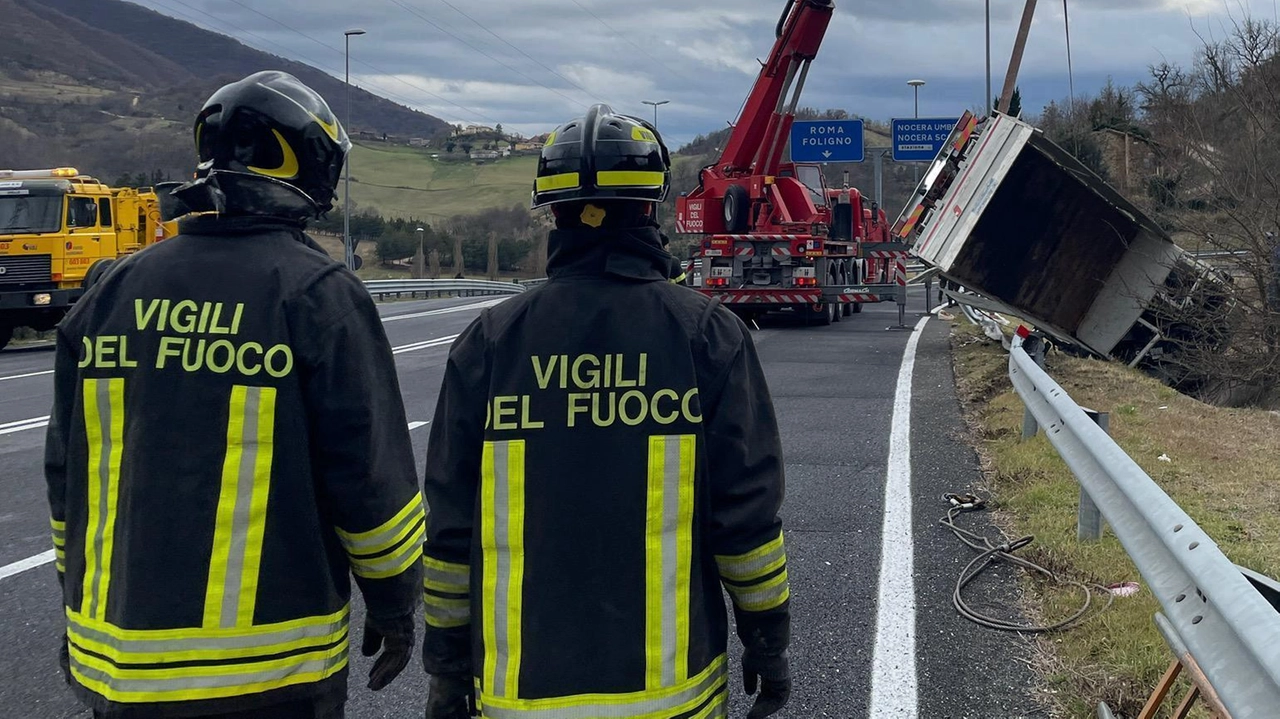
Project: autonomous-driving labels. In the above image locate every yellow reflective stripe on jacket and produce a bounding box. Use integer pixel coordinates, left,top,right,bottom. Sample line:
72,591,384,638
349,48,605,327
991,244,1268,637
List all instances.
205,386,277,629
645,435,696,690
82,378,124,621
68,642,347,704
52,517,67,573
337,494,426,580
717,532,790,612
66,606,348,664
481,440,526,700
66,605,349,702
715,532,786,583
479,655,727,719
725,569,790,612
423,555,470,628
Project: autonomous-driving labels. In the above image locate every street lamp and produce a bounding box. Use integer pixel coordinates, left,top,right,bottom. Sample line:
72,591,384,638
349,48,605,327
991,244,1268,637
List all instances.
414,226,426,279
343,28,366,272
907,79,926,119
908,80,926,183
641,100,670,224
642,99,670,129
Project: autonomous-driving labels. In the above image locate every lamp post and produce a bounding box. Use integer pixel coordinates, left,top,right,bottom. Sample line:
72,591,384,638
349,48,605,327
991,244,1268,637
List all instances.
908,79,926,183
343,28,366,272
414,226,426,279
641,100,670,224
642,99,670,129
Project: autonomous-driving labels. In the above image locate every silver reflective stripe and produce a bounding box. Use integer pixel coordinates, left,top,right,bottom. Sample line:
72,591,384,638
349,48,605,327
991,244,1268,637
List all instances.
716,537,786,582
71,648,347,693
341,499,425,555
219,387,262,628
660,437,682,688
479,659,726,719
88,379,114,619
728,571,790,611
423,565,469,593
491,440,512,698
425,597,470,627
67,612,348,656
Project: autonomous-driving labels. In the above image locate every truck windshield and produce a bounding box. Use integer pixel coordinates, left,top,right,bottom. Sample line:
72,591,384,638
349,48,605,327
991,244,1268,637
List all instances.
0,195,63,235
796,165,827,206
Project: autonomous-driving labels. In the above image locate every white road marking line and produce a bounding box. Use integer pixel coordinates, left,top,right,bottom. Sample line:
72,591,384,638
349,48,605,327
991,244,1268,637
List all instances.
382,298,505,323
0,369,54,383
0,416,49,436
408,421,430,431
869,315,930,719
0,550,56,581
392,335,460,355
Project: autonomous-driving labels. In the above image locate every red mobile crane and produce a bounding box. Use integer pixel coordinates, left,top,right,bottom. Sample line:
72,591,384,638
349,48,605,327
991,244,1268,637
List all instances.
676,0,906,324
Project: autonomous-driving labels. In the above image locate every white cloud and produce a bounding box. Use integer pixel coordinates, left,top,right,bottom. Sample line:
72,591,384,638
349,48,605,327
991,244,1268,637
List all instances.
124,0,1277,147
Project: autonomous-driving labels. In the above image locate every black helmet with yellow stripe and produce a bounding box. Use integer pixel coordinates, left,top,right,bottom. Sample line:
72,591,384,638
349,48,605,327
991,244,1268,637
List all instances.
179,71,351,220
532,104,671,210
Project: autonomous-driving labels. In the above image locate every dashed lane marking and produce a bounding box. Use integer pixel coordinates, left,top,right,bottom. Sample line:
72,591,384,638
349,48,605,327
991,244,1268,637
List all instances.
0,369,55,383
868,315,930,719
0,416,50,436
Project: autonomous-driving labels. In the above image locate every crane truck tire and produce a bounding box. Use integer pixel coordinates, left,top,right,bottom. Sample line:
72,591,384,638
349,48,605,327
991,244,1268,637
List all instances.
723,185,750,234
0,324,11,352
84,259,116,290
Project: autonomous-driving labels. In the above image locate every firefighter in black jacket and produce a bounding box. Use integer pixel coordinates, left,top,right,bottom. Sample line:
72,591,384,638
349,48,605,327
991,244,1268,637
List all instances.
421,105,792,719
44,71,422,718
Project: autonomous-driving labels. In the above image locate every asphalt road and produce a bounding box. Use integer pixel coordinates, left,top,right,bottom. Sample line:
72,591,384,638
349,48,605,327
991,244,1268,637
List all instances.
0,291,1044,718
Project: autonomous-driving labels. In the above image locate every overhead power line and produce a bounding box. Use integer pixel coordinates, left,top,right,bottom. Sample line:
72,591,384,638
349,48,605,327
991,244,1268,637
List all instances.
384,0,599,112
435,0,606,103
567,0,695,86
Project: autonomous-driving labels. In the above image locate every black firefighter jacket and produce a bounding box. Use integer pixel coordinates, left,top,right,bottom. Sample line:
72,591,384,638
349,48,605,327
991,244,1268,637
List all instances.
44,215,423,717
421,226,790,719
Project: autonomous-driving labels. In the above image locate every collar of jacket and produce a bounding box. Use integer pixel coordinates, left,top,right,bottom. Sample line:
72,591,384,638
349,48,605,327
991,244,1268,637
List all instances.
546,226,680,282
178,214,309,238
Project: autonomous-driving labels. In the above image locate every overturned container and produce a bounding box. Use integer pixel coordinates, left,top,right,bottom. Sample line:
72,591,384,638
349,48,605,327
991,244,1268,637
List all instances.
892,111,1232,372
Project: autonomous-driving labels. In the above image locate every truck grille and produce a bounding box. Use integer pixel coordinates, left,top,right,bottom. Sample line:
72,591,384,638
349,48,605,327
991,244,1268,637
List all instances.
0,254,52,285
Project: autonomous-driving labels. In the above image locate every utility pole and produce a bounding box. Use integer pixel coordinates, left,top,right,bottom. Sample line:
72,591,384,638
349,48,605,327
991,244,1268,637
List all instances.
343,28,365,272
1000,0,1038,115
413,226,426,279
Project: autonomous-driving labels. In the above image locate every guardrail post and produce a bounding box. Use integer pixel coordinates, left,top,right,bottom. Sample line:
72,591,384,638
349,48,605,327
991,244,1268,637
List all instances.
1020,336,1046,440
1077,409,1109,542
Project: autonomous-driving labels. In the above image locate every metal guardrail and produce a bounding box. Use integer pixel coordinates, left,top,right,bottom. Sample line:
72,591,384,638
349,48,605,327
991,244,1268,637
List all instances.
363,279,536,300
1009,333,1280,718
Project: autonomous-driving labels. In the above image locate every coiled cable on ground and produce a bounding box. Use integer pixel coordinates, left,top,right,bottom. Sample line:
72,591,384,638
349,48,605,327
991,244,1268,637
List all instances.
940,493,1114,633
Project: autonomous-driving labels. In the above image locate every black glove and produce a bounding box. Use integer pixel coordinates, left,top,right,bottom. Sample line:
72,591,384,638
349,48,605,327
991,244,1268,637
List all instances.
742,647,790,719
736,604,792,719
361,613,414,691
425,673,476,719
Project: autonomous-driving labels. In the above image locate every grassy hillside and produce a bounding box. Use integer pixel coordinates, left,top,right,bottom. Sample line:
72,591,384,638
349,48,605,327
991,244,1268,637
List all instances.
342,144,539,221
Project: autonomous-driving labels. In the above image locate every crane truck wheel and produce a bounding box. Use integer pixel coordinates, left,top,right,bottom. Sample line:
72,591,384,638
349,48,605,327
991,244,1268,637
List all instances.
84,259,116,290
723,185,750,234
0,324,11,352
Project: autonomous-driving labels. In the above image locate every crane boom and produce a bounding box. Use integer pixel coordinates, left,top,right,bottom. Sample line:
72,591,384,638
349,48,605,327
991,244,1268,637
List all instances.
716,0,835,177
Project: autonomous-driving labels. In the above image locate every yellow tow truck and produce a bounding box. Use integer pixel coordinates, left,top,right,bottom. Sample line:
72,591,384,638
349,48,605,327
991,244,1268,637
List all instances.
0,168,177,350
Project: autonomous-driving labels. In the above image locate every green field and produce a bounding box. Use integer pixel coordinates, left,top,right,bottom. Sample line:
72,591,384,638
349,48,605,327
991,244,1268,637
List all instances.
339,143,538,222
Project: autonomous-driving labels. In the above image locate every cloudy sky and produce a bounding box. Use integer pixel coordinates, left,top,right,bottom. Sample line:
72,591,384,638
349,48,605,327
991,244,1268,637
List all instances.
125,0,1273,148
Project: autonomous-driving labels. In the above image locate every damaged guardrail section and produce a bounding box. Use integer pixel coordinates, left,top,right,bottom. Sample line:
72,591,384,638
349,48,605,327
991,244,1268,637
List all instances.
1008,334,1280,718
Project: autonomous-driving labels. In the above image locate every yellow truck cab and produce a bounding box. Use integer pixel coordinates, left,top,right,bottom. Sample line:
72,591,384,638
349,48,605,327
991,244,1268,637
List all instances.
0,168,175,350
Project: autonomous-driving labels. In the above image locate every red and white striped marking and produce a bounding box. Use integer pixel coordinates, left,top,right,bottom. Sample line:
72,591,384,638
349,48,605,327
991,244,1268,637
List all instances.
712,292,822,305
838,293,882,303
736,246,756,257
715,234,806,242
866,250,912,260
771,246,793,258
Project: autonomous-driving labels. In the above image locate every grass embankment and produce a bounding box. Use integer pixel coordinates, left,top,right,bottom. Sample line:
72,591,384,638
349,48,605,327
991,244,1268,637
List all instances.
337,143,538,221
950,322,1280,718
